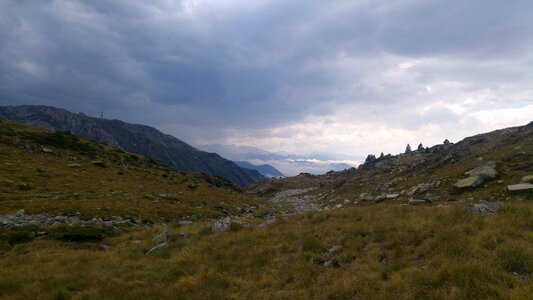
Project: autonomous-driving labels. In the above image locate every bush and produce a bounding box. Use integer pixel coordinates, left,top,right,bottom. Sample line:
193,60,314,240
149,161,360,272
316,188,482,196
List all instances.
24,131,95,154
6,231,34,245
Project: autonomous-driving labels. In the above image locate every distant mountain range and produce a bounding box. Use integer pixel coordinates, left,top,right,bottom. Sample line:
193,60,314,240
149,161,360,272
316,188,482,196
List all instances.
234,161,285,178
0,105,265,186
199,143,362,176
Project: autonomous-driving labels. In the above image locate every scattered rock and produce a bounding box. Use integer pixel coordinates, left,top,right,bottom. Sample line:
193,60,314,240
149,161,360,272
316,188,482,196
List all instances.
0,210,138,228
323,260,336,268
327,245,343,255
507,183,533,192
153,227,169,244
67,163,80,168
178,220,193,226
359,193,374,201
374,194,387,203
520,175,533,184
335,204,343,209
42,147,53,153
464,201,504,216
146,243,168,255
424,194,438,202
211,217,231,233
386,193,400,199
407,183,432,196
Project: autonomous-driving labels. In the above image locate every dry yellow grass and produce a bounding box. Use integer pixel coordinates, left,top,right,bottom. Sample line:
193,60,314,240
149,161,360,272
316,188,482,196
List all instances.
0,202,532,299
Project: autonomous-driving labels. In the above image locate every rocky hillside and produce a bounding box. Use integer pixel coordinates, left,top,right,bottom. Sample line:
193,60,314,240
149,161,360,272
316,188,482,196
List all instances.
0,105,265,186
247,121,533,213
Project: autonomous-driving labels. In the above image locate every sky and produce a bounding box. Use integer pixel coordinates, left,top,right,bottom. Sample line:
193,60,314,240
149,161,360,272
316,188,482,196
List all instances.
1,0,533,160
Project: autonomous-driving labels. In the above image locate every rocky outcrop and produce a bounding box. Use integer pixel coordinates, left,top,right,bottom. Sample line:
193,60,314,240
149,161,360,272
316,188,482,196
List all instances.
0,210,142,228
211,217,231,233
454,162,497,188
464,201,504,216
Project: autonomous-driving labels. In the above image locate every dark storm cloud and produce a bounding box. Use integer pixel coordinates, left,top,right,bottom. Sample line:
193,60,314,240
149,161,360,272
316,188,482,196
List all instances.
1,0,533,153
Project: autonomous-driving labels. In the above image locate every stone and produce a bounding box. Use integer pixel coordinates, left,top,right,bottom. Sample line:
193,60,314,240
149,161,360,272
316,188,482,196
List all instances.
67,163,80,168
424,194,438,202
454,175,484,188
211,217,231,233
464,201,504,216
178,232,189,239
464,161,497,179
327,245,343,255
97,243,110,251
408,199,428,205
374,194,387,203
42,147,53,153
335,204,343,209
520,175,533,184
507,183,533,192
386,193,400,199
146,243,168,255
178,220,193,226
153,227,169,243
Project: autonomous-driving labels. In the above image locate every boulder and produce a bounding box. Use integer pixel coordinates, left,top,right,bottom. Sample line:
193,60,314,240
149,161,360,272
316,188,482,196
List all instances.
520,175,533,184
386,194,400,199
507,183,533,192
464,201,504,216
454,175,484,188
464,161,497,179
211,217,231,233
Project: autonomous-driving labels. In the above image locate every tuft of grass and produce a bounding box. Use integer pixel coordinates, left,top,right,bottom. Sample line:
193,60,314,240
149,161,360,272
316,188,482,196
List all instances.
0,278,22,296
497,243,533,275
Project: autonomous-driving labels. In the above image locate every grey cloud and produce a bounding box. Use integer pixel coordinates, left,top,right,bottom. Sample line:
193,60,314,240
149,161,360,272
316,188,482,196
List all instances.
1,0,533,154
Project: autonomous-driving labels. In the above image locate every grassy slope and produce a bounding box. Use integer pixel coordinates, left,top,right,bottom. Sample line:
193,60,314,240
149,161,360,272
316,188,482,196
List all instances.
0,119,264,222
1,120,533,299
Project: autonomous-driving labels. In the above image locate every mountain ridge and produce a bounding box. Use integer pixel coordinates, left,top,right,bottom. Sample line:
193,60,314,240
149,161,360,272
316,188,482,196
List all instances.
0,105,265,186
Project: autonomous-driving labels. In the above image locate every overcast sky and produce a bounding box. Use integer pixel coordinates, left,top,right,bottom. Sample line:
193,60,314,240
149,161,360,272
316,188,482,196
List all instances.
1,0,533,157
